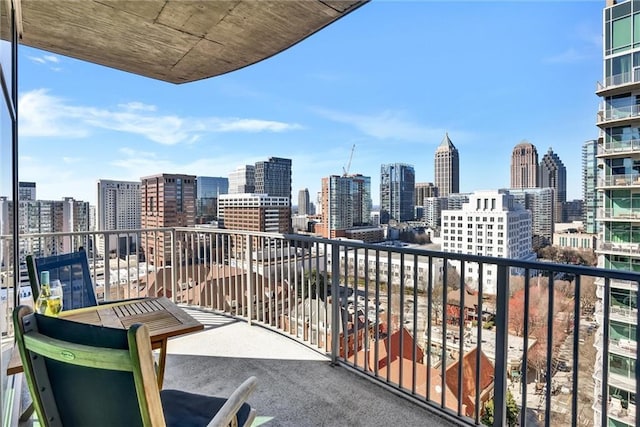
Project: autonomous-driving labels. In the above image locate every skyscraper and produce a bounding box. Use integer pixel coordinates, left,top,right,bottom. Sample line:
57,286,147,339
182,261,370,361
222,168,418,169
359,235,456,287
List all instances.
414,182,438,206
539,147,567,223
18,182,36,201
434,132,460,198
582,139,599,234
140,173,196,267
320,176,352,237
298,188,310,215
380,163,415,223
509,187,555,249
228,165,255,194
318,174,372,238
96,179,141,258
254,157,292,201
510,141,539,189
595,3,640,424
195,176,228,223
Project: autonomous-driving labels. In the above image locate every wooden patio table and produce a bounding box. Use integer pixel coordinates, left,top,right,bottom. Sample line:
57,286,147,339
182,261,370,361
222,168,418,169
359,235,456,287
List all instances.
8,296,204,388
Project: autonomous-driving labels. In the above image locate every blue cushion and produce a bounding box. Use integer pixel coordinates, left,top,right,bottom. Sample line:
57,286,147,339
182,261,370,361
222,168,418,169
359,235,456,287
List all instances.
161,389,252,427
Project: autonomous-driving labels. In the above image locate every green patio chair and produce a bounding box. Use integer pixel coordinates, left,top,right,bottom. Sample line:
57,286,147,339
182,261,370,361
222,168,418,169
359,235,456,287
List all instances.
13,305,257,427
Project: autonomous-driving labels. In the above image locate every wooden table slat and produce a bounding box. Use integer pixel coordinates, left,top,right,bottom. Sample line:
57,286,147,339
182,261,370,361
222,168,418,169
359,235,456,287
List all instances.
7,297,203,379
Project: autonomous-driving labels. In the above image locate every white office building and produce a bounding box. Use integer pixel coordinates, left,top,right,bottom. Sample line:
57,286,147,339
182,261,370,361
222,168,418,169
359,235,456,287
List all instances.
441,190,535,294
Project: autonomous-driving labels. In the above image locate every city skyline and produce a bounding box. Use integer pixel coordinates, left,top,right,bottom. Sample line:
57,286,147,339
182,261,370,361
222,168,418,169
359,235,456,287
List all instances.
17,2,601,206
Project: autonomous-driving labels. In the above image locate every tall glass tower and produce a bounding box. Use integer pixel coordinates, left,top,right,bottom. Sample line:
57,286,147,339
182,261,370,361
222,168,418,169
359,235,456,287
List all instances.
380,163,415,223
582,140,599,234
595,2,640,426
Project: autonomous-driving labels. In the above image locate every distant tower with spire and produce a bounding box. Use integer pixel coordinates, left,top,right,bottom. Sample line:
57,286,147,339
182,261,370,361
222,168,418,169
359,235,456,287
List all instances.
434,132,460,197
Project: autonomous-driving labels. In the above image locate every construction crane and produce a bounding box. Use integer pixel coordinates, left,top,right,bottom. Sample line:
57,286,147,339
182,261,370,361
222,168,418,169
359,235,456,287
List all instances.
342,144,356,176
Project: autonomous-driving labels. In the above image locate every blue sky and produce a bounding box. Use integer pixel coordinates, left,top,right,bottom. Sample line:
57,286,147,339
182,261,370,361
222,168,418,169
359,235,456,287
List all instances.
18,1,603,206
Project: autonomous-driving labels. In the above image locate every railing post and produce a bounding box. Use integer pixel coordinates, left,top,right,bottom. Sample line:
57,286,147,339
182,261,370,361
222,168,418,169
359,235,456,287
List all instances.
247,234,254,325
493,264,509,427
331,241,340,364
170,229,177,302
104,235,111,302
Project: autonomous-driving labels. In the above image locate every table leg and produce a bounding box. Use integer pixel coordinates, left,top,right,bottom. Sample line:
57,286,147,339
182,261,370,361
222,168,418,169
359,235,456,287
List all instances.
156,339,168,389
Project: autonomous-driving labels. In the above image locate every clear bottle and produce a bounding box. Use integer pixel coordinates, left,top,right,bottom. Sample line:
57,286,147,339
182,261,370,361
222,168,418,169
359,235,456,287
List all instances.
36,270,51,315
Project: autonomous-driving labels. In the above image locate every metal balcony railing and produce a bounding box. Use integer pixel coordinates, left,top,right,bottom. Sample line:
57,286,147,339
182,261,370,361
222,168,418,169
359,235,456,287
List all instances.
2,227,640,427
597,240,640,255
598,173,640,187
597,208,640,221
596,69,640,91
597,104,640,124
599,138,640,155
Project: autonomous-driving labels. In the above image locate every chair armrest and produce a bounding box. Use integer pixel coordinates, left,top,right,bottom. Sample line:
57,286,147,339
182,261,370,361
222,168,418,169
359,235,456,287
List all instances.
207,376,257,427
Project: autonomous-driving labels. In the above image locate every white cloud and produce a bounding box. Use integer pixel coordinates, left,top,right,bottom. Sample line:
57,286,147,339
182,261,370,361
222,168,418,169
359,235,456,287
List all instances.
19,89,304,145
27,54,62,70
544,48,592,64
118,102,157,112
313,108,448,143
213,118,303,133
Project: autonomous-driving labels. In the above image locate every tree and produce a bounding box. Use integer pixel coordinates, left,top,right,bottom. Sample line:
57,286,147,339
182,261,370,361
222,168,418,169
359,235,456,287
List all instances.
481,390,519,426
297,269,326,300
508,288,526,336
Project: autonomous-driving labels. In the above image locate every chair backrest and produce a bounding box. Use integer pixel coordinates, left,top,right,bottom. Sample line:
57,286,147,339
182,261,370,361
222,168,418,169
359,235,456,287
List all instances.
26,249,98,310
13,305,165,427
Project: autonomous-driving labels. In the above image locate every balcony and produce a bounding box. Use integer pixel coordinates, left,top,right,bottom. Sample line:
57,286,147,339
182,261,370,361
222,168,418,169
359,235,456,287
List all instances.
597,208,640,221
2,227,640,427
596,69,640,97
597,139,640,157
596,104,640,127
596,240,640,255
597,173,640,188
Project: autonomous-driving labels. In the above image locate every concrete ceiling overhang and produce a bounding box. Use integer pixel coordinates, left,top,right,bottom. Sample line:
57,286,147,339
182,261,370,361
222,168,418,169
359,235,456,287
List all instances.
9,0,368,84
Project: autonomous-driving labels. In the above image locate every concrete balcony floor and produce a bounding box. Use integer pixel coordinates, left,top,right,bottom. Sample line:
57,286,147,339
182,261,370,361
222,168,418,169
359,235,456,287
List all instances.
164,306,457,427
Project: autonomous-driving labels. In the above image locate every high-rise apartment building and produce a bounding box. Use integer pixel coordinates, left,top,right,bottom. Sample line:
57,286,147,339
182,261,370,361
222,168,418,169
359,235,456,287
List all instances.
582,139,599,234
298,188,310,215
228,165,255,194
18,182,36,201
140,173,196,267
441,190,534,295
195,176,228,223
415,182,438,206
422,197,444,228
446,193,471,211
595,2,640,425
317,174,372,238
539,147,567,223
380,163,415,223
0,196,91,262
96,179,141,258
434,133,460,198
509,187,555,249
510,141,539,189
